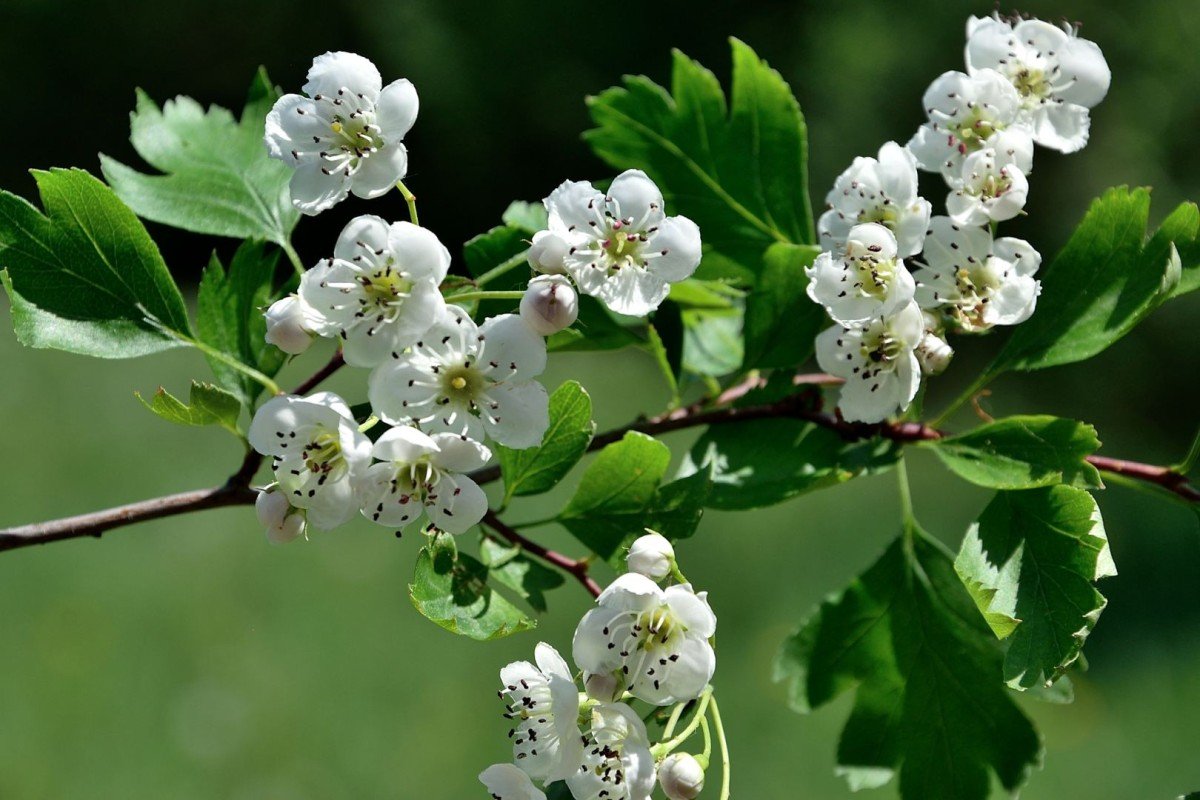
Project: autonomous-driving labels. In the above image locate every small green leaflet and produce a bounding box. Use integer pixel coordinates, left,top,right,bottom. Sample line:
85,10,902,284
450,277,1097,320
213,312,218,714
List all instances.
409,535,536,641
742,243,824,370
560,432,710,564
775,530,1042,800
497,381,595,502
955,486,1116,690
196,240,286,408
924,415,1103,490
479,537,565,614
585,38,815,284
100,69,300,247
136,380,242,437
0,168,192,359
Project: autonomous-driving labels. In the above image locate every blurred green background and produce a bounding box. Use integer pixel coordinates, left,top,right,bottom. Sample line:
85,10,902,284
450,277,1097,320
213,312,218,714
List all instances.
2,0,1199,798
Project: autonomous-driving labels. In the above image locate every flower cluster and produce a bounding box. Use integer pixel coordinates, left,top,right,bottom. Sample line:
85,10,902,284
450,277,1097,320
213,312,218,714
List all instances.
479,534,719,800
807,13,1109,423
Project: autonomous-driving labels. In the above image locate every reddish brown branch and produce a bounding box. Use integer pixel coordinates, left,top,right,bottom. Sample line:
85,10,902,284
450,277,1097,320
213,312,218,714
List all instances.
290,350,345,396
482,510,602,598
1087,455,1200,502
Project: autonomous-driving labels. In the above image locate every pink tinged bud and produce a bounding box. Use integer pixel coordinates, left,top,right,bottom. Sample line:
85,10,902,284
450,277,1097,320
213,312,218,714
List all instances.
527,230,569,274
255,489,306,545
626,531,674,580
659,753,705,800
584,671,625,703
264,295,315,355
520,275,579,336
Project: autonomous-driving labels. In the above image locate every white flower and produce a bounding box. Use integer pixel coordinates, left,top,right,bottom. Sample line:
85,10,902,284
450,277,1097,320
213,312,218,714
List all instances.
255,488,307,544
356,426,490,534
966,14,1110,152
479,764,547,800
815,302,924,424
527,231,569,275
499,643,583,784
265,51,419,214
545,170,701,316
818,141,931,257
908,69,1034,182
945,147,1029,227
567,703,657,800
573,573,716,706
583,671,625,703
913,217,1042,332
658,753,705,800
915,311,954,376
297,216,448,367
806,223,916,325
248,392,371,530
368,306,550,449
625,532,675,581
264,295,315,355
520,275,578,336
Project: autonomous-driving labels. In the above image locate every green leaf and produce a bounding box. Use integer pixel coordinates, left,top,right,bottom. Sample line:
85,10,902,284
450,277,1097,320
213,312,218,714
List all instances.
682,419,899,509
681,305,743,376
1164,201,1200,299
99,69,300,246
196,240,286,408
743,242,824,369
409,535,536,641
501,200,548,233
955,486,1115,690
645,322,681,401
0,168,191,358
924,415,1103,490
136,380,242,437
560,432,710,563
497,381,595,501
775,530,1042,799
479,537,565,614
546,296,644,353
585,38,814,284
987,187,1194,376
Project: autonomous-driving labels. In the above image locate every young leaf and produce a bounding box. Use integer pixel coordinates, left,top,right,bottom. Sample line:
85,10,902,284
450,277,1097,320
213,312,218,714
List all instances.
99,69,300,246
742,243,824,369
924,415,1103,490
775,530,1042,800
479,537,565,614
497,381,595,501
681,305,743,377
0,168,192,358
409,535,536,641
136,380,242,437
196,240,286,408
681,419,899,509
955,486,1116,690
987,188,1196,376
585,38,814,283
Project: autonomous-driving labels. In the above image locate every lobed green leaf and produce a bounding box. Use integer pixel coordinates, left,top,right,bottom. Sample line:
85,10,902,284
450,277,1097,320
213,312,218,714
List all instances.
497,381,595,501
136,380,242,437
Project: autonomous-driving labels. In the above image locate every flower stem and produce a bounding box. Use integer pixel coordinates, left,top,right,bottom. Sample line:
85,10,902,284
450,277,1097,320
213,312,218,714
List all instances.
446,290,525,304
1176,425,1200,474
896,456,917,540
698,715,712,765
709,696,731,800
396,180,419,226
660,701,689,741
931,371,993,427
184,334,282,396
652,688,712,759
281,240,306,278
475,250,531,287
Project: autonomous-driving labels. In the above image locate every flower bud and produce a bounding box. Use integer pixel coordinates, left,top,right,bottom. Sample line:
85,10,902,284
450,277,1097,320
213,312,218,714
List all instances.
584,671,625,703
264,295,315,355
915,329,954,376
659,753,705,800
626,531,675,580
255,488,307,545
520,275,579,336
527,230,568,274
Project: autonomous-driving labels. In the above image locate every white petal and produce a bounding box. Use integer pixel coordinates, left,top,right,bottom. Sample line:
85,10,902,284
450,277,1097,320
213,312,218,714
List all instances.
374,78,419,141
985,274,1040,326
334,214,391,263
368,361,440,425
299,475,358,530
1055,37,1110,108
479,764,546,800
349,143,409,198
607,169,666,226
988,127,1035,173
357,462,422,529
1029,103,1091,153
659,636,715,703
429,433,492,472
479,314,548,381
965,16,1016,75
649,215,703,283
426,473,487,534
289,161,350,215
892,198,932,257
484,381,550,449
993,237,1042,276
303,51,382,100
387,221,451,283
264,95,325,164
534,642,574,684
573,606,627,674
907,123,957,176
372,425,439,463
545,179,603,235
572,263,670,317
598,572,664,610
874,141,919,203
664,585,717,638
837,352,918,424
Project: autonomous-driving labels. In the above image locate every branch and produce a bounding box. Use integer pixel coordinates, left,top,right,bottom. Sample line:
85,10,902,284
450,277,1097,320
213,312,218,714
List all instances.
481,509,602,598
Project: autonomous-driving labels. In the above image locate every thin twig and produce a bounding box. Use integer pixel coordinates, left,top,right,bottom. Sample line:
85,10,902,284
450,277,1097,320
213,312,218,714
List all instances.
481,510,602,598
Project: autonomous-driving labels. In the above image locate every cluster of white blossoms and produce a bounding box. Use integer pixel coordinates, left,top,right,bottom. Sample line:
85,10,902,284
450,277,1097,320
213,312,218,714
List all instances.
479,533,720,800
808,13,1109,423
250,53,705,543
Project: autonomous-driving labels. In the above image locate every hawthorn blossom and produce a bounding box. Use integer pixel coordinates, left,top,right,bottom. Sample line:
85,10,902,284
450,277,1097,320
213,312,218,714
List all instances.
573,573,716,706
265,52,419,214
626,532,675,581
479,764,546,800
913,217,1042,332
498,643,583,784
255,488,307,544
945,147,1029,227
520,275,578,336
966,14,1110,152
368,306,550,449
263,295,315,355
356,426,490,535
908,69,1034,182
567,703,657,800
806,223,916,325
298,216,448,367
815,301,924,424
544,170,701,316
658,753,705,800
818,141,931,257
248,392,371,530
